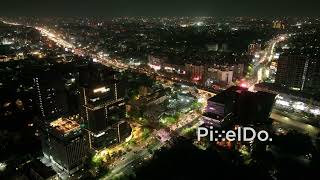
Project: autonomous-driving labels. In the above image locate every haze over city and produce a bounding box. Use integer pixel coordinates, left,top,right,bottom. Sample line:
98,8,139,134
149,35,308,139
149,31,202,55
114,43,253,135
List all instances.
1,0,320,17
1,1,320,180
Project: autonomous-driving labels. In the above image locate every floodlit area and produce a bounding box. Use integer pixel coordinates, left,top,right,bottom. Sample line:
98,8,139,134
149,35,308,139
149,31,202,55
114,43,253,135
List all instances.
0,162,7,172
93,123,149,165
275,95,320,116
50,117,80,135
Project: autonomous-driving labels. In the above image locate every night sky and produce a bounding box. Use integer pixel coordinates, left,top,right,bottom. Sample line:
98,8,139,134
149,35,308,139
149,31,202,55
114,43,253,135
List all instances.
0,0,319,17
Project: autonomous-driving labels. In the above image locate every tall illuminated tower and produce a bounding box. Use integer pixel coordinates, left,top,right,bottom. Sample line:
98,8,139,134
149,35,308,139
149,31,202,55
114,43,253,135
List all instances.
79,62,129,149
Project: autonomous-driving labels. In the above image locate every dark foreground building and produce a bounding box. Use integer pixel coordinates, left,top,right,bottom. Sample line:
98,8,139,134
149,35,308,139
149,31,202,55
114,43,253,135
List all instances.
202,86,276,127
33,69,70,122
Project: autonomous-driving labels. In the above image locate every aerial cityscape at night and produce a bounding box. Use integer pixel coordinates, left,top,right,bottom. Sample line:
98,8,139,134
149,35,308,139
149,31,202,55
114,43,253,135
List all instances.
1,0,320,180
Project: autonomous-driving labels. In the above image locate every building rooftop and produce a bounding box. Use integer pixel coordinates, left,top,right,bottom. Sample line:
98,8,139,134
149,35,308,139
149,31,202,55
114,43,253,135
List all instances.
208,86,247,104
50,117,80,135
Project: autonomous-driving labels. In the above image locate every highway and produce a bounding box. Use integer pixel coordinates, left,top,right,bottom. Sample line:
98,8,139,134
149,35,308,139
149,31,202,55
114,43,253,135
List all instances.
104,140,162,179
35,27,75,49
271,111,320,137
248,34,287,87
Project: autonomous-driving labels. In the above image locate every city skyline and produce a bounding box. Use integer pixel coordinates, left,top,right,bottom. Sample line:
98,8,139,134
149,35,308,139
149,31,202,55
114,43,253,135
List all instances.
1,7,320,180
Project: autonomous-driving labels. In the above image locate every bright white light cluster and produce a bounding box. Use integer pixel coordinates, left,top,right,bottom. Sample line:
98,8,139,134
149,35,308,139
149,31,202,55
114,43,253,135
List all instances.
276,99,290,107
148,63,161,71
275,96,320,116
292,102,306,111
310,109,320,116
0,162,6,172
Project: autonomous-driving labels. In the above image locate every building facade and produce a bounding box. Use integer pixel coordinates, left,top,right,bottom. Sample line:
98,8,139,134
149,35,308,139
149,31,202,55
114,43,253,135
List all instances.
275,55,309,90
79,63,129,149
33,70,69,121
41,116,88,174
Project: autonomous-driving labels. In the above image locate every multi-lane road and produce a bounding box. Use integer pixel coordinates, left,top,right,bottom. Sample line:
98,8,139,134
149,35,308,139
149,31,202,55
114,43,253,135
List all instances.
249,35,286,87
271,110,320,137
103,112,203,179
35,27,75,49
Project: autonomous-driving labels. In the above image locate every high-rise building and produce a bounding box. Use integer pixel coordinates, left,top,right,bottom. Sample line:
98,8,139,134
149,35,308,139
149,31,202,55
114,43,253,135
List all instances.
33,69,69,121
41,116,88,174
304,57,320,92
275,54,309,90
79,63,129,149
